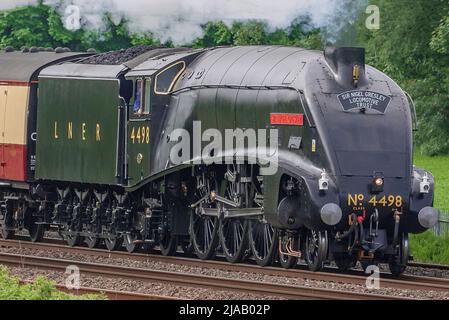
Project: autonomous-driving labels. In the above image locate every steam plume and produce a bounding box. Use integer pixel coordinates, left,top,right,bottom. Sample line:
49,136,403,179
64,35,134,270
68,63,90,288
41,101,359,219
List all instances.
0,0,368,45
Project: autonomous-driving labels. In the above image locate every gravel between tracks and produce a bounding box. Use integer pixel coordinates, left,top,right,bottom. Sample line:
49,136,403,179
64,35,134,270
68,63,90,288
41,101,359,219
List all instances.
330,260,449,279
5,266,282,300
403,266,449,279
1,245,448,300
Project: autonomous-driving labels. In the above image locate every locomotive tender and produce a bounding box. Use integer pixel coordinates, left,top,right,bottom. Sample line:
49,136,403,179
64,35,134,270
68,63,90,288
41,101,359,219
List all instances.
0,45,439,275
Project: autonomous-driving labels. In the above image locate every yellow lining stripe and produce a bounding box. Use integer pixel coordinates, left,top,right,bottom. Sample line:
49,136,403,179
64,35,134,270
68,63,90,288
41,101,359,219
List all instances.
154,61,186,95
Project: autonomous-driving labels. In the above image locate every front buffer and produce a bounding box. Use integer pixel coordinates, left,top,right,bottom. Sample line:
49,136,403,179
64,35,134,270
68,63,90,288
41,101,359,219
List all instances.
291,168,439,276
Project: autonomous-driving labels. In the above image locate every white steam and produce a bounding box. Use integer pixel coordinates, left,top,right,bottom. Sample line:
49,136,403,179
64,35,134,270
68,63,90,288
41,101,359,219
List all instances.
0,0,37,10
1,0,367,45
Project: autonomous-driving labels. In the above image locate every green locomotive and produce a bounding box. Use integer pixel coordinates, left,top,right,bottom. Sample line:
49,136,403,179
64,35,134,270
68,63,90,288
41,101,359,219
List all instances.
0,45,438,275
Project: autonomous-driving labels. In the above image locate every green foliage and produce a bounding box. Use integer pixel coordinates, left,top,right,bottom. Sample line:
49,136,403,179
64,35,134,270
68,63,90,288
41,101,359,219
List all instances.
413,152,449,212
0,3,54,48
430,15,449,54
0,266,106,300
0,3,158,51
358,0,449,155
47,7,81,48
410,231,449,264
410,77,449,156
411,153,449,264
192,20,323,49
0,4,322,53
192,21,233,48
130,32,161,47
231,21,268,46
86,15,133,52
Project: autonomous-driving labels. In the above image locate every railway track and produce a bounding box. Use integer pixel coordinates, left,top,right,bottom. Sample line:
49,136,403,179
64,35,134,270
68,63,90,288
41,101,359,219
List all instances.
1,238,448,295
409,261,449,271
20,281,177,300
57,287,179,300
0,246,405,300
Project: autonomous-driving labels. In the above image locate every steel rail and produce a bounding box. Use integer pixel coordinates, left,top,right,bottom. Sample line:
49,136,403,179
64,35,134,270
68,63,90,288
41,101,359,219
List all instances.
56,286,179,300
1,239,447,294
409,261,449,271
0,251,403,300
19,280,178,300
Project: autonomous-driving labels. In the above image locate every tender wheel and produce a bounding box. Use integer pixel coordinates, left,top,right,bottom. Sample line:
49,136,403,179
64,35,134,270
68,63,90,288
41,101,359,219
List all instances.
85,233,100,249
0,222,14,239
124,232,141,253
65,203,83,247
305,229,328,271
84,222,101,249
160,233,178,256
278,232,299,269
389,233,409,276
104,233,122,251
190,172,220,260
84,207,101,249
334,253,357,271
65,231,82,247
28,217,45,243
0,201,15,239
249,220,277,267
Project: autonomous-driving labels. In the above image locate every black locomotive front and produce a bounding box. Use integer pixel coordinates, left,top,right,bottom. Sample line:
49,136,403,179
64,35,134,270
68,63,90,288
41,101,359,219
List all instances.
283,47,438,273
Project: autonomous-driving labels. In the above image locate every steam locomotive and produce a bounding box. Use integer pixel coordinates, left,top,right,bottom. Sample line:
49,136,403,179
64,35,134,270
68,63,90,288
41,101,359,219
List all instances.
0,45,438,275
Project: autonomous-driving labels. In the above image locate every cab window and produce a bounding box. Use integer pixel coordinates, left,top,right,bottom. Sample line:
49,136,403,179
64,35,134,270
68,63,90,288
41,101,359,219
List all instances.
133,78,152,115
154,61,186,95
144,78,152,113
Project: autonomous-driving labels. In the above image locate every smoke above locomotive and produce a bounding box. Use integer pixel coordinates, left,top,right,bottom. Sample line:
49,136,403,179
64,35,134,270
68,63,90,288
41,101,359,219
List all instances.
0,0,368,45
0,44,438,276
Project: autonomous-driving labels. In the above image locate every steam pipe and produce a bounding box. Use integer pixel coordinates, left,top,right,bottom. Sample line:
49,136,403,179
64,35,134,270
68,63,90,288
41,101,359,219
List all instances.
393,211,401,247
336,213,357,241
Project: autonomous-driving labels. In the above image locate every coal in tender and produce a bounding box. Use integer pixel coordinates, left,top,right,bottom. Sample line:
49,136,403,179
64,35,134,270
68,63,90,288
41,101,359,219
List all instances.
80,45,164,65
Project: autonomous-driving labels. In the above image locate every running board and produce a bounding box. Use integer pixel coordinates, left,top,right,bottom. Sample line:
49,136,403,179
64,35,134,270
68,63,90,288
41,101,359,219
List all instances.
223,208,264,218
195,191,264,218
201,207,263,218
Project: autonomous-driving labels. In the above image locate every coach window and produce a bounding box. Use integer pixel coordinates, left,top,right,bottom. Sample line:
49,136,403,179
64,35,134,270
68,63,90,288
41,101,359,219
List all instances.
154,61,186,95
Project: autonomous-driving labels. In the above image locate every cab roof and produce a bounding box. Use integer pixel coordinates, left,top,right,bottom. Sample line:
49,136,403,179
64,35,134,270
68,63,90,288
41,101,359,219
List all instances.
0,50,91,82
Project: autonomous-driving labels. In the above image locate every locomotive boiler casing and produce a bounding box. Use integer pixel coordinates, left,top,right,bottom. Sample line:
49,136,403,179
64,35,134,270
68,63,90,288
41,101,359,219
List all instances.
151,46,437,235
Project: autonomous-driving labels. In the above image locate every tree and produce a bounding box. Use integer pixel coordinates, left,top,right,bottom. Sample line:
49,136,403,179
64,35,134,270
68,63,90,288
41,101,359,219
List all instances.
231,21,268,46
193,21,232,48
0,2,54,48
357,0,449,155
47,7,84,49
192,19,323,49
83,14,133,52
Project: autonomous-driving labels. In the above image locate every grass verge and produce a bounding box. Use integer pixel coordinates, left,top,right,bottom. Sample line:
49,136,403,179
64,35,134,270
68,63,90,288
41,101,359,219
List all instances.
411,153,449,263
0,266,106,300
414,153,449,211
